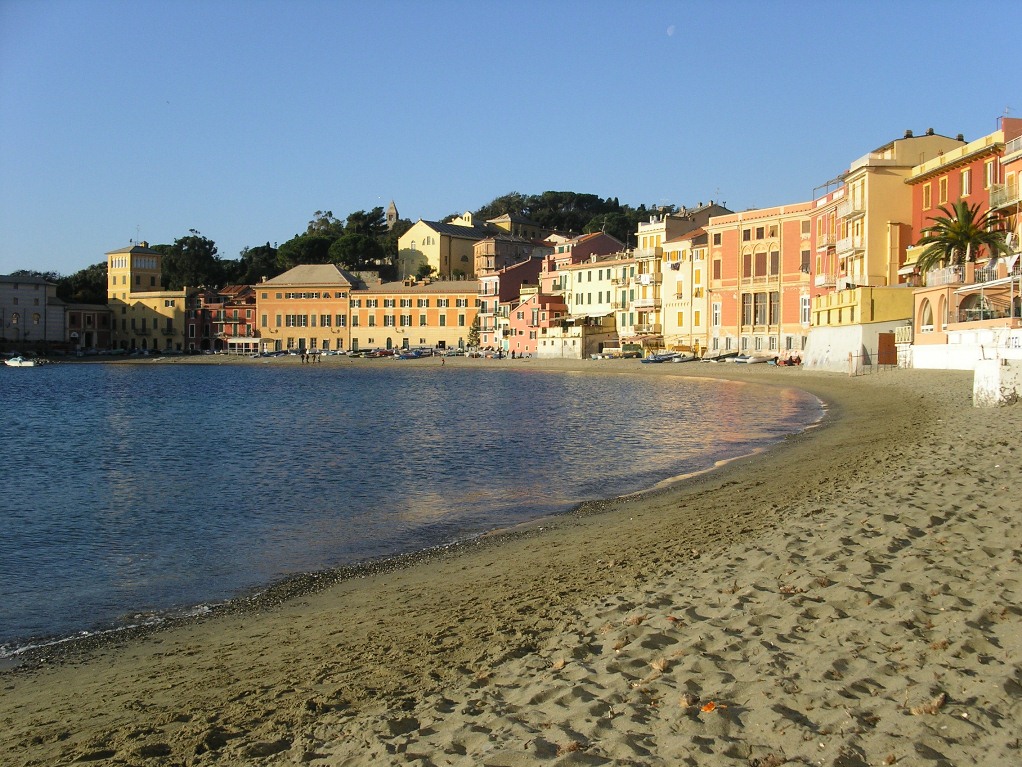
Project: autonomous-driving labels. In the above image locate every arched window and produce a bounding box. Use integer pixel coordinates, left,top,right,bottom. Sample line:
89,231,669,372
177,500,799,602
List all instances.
919,299,933,332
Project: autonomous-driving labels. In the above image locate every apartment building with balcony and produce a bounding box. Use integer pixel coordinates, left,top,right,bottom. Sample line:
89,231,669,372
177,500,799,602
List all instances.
106,242,192,353
543,252,632,359
192,284,258,354
350,278,480,352
907,118,1022,369
477,258,544,351
506,285,568,358
255,264,358,353
704,203,814,359
804,129,966,370
473,234,551,277
661,228,709,355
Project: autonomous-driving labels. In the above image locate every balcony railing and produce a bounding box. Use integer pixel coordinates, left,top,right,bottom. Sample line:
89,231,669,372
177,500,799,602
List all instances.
989,182,1021,210
925,266,962,286
816,231,837,249
836,236,863,256
632,298,658,309
837,198,865,219
634,323,662,334
815,273,837,287
894,326,913,344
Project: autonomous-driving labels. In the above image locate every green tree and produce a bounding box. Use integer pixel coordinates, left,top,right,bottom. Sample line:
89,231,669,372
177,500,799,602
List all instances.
328,231,384,271
916,201,1011,277
155,230,223,290
344,207,387,238
467,316,480,347
276,233,334,269
223,243,280,284
306,210,345,237
57,262,108,304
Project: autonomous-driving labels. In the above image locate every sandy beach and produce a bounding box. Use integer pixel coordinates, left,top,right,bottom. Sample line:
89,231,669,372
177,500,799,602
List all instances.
3,359,1020,766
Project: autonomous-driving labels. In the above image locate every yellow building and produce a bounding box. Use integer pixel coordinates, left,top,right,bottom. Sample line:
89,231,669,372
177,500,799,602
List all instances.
106,243,192,352
661,228,709,354
255,264,357,352
806,130,966,370
397,213,495,279
349,278,480,352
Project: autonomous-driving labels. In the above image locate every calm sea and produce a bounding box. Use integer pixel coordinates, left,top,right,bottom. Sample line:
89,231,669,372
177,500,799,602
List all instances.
0,360,822,654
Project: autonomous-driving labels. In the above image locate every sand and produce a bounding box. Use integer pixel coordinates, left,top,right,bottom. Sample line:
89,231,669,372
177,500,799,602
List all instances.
3,360,1020,766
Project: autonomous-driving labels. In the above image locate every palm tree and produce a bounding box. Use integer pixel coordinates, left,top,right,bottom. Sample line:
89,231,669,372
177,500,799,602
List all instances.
915,200,1010,278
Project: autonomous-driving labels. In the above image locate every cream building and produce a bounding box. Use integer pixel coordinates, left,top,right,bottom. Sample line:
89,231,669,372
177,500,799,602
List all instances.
661,228,709,354
106,243,192,352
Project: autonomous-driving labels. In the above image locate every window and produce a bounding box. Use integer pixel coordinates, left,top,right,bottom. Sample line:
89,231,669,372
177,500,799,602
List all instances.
337,315,347,327
320,314,331,327
755,226,765,240
419,314,427,326
437,298,449,307
366,299,378,308
694,310,701,327
755,251,767,276
417,298,429,308
938,176,948,204
961,169,972,197
713,259,721,280
743,253,752,278
368,316,376,327
712,233,721,246
458,314,465,326
985,159,995,189
712,302,721,327
801,220,811,236
769,291,779,325
384,315,395,326
922,183,932,209
352,316,360,327
261,314,268,327
769,251,779,276
400,298,412,308
400,315,412,326
742,293,753,325
439,315,446,327
800,249,811,272
742,229,751,242
383,299,395,308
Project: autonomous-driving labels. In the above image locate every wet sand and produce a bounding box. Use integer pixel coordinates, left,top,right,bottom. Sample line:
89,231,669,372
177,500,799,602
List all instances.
3,360,1020,766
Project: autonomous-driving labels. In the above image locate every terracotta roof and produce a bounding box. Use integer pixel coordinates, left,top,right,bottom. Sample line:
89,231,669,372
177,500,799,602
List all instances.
105,243,162,255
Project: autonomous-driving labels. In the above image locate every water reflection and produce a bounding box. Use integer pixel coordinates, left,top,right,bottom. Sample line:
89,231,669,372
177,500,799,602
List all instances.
0,363,821,648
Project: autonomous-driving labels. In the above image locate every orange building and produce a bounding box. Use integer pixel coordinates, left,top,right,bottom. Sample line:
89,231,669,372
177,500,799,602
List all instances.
907,117,1022,369
704,203,813,359
255,264,357,353
349,279,479,353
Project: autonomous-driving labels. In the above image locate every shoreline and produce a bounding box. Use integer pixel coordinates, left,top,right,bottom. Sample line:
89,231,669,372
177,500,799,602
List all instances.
5,363,1020,766
0,363,825,668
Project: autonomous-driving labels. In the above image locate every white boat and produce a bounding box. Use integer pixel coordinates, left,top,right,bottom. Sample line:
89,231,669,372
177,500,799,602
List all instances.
4,356,38,367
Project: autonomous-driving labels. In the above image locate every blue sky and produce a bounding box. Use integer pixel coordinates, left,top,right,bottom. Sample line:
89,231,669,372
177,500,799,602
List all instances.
1,0,1017,276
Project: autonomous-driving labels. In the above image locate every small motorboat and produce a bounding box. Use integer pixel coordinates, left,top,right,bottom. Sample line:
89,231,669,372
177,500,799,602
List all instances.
4,355,39,367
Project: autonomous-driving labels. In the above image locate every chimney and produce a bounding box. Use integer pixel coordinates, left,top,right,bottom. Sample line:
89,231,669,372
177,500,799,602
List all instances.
904,130,913,138
926,127,935,136
956,134,965,142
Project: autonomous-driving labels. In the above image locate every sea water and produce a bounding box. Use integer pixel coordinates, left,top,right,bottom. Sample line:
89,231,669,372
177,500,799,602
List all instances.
0,360,822,653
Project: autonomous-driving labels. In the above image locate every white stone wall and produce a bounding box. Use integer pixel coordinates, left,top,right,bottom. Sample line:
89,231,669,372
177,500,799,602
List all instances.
973,359,1022,407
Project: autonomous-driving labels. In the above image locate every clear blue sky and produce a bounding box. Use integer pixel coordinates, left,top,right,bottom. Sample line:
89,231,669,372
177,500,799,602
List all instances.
1,0,1016,276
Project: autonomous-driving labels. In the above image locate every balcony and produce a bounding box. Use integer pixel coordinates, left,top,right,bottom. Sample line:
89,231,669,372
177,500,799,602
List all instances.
836,236,863,256
161,328,176,336
635,272,662,285
632,297,659,310
894,325,913,344
634,246,663,260
924,266,963,287
634,323,662,334
815,273,837,288
837,198,865,219
816,231,837,250
989,182,1021,210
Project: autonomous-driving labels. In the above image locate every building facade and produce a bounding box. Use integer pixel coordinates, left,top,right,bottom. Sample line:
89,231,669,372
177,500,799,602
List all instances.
349,279,480,352
255,264,357,353
106,243,192,352
0,273,64,350
704,203,814,359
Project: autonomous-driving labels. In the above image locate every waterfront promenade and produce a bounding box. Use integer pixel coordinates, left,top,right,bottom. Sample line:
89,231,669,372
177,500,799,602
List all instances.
3,359,1019,766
